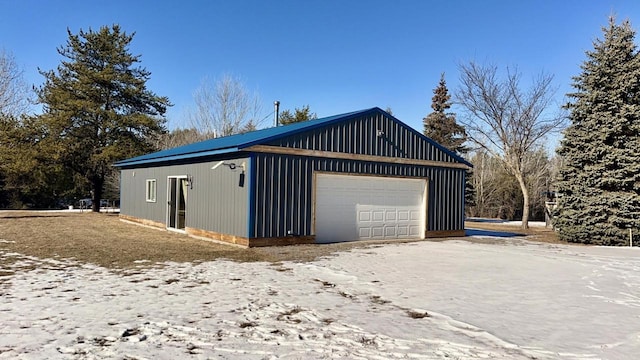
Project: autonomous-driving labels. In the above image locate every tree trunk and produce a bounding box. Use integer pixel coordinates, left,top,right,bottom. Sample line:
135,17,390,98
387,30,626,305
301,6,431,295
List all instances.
477,155,485,216
91,176,104,213
514,173,529,229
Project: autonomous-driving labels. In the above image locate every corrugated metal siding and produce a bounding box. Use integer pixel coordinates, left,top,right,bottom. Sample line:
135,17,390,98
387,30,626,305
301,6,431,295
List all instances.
267,112,458,164
120,167,167,223
120,157,249,237
251,153,465,238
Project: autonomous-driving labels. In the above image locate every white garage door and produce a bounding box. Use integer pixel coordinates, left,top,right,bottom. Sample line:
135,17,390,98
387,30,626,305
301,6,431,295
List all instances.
315,173,426,243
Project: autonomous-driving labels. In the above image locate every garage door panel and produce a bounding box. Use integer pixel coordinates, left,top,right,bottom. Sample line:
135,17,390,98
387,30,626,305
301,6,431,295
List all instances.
384,226,396,237
315,174,426,243
385,210,396,221
372,227,384,237
372,210,384,221
358,228,371,238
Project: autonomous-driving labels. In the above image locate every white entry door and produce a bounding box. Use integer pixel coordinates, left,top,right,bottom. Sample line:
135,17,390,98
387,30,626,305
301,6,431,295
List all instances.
315,174,426,243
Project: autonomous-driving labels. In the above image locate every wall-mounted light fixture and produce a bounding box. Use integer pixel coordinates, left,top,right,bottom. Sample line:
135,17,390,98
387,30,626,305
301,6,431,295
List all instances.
211,161,246,172
377,129,385,137
187,175,194,189
238,171,245,187
211,161,247,187
211,161,224,170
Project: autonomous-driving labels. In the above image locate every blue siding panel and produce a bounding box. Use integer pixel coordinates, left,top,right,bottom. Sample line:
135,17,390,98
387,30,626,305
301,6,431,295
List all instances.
252,153,466,238
247,154,257,238
266,111,462,165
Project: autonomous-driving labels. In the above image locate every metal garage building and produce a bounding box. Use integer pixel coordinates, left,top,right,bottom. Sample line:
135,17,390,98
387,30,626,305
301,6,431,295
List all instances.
114,107,471,247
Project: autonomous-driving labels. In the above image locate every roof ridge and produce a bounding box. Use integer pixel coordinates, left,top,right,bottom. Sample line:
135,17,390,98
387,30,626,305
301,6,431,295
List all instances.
114,107,472,169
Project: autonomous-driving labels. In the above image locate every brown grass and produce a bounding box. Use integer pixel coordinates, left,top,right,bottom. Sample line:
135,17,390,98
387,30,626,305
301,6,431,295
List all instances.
0,211,568,271
406,310,430,319
0,211,383,269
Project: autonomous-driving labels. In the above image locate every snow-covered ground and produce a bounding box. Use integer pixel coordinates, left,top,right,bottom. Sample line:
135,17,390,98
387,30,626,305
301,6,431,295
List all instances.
1,238,639,359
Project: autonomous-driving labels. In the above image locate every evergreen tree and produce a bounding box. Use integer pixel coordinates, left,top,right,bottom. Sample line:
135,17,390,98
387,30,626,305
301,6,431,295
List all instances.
555,17,640,245
423,73,475,207
37,25,170,212
0,114,74,208
279,105,317,125
423,73,467,153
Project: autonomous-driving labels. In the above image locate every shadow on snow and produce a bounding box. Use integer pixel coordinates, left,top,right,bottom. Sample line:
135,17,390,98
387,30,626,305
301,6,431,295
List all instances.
465,229,523,238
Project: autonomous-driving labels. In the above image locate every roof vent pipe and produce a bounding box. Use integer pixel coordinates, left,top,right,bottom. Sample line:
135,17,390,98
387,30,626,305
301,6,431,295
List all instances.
274,100,280,127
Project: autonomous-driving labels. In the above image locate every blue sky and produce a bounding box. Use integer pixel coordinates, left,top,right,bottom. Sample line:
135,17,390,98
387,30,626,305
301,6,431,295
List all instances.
1,0,639,148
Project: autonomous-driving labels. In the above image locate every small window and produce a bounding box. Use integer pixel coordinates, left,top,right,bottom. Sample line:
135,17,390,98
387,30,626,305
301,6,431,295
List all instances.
146,179,157,202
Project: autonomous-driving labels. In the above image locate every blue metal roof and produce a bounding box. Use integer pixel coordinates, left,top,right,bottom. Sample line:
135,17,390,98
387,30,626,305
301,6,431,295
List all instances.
114,108,372,166
114,107,472,168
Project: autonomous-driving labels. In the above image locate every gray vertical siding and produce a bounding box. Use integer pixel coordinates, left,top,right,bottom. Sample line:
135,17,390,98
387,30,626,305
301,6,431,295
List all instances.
267,112,458,164
120,167,166,223
120,157,249,237
251,153,466,238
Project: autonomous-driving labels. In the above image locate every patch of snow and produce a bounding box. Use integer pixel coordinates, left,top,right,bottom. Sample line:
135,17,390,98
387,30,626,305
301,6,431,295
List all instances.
1,239,639,359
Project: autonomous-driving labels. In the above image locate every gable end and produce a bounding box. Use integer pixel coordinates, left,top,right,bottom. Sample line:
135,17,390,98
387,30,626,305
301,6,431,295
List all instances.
261,108,469,166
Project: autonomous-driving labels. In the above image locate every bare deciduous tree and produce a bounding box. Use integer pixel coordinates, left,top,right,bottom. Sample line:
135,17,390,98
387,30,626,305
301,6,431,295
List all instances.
524,148,555,221
456,62,565,228
469,148,554,222
153,127,206,150
187,74,263,138
0,49,31,116
468,150,503,217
